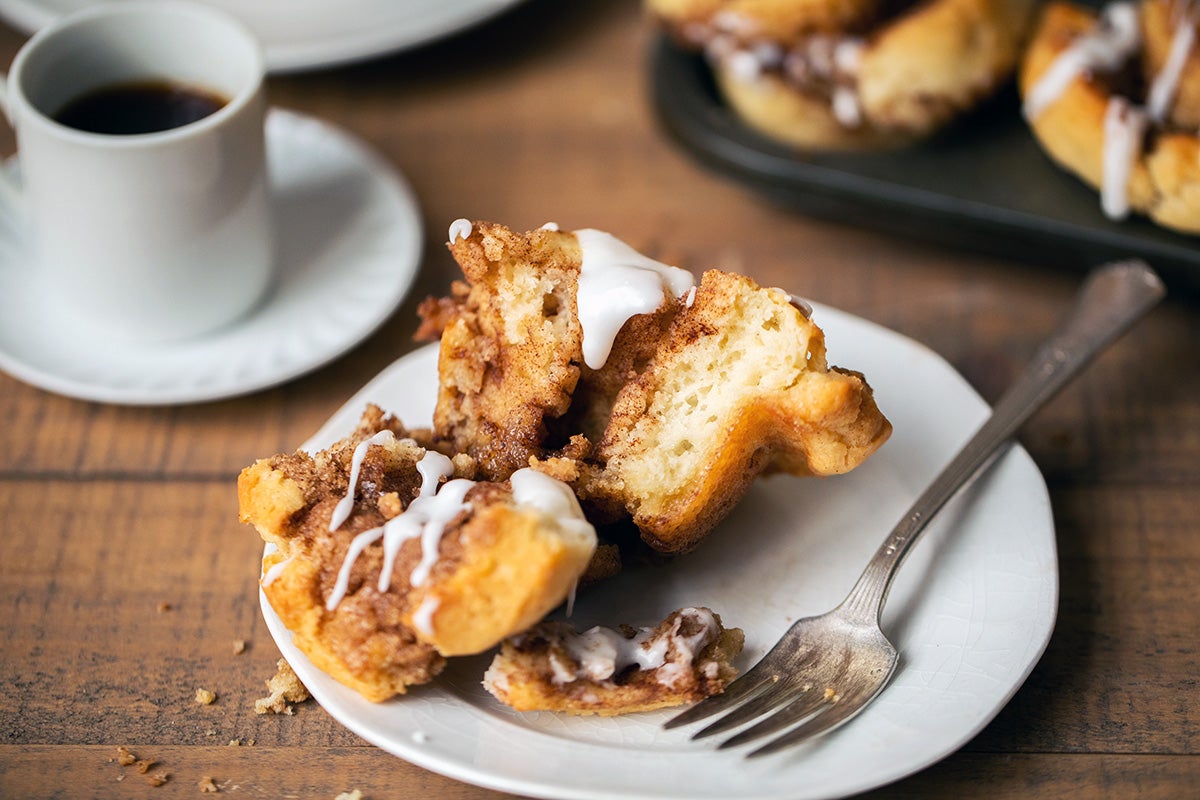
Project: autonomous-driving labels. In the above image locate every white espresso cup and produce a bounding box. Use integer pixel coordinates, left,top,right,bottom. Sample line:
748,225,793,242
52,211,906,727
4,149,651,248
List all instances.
0,1,274,343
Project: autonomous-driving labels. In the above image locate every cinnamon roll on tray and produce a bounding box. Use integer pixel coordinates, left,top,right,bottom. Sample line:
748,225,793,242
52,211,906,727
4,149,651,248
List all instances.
1020,0,1200,234
649,0,1038,150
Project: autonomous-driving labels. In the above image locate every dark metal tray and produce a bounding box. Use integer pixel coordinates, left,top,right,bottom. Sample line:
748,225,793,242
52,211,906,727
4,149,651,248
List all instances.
650,37,1200,293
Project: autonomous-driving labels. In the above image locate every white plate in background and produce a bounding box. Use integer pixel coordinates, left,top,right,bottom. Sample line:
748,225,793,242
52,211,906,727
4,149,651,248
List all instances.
0,0,526,72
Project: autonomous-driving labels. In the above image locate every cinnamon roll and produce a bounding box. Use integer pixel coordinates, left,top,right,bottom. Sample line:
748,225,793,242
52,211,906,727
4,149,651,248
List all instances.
650,0,1037,149
1019,0,1200,233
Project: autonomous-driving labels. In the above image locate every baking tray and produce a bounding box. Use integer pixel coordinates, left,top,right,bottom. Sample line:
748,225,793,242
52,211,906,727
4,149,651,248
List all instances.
650,36,1200,294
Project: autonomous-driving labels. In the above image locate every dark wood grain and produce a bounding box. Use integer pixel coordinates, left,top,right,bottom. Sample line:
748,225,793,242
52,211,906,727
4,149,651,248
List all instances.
2,0,1199,797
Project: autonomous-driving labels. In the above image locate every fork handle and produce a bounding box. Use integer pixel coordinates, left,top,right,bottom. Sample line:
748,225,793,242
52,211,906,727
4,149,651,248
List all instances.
840,260,1165,623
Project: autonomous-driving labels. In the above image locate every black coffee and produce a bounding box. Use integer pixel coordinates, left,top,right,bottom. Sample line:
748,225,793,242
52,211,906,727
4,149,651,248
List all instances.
53,81,228,136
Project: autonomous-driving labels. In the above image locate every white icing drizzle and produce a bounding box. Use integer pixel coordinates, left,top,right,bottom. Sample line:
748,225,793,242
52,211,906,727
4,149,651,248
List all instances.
408,479,475,588
326,448,461,611
261,556,293,587
829,39,865,127
833,39,864,74
1147,5,1198,121
378,451,456,591
565,579,579,618
448,218,473,244
684,285,697,308
324,464,591,614
509,468,593,538
326,526,385,611
1023,2,1140,120
574,229,695,370
831,86,862,127
550,607,721,688
560,626,629,682
727,49,764,82
415,451,454,498
1102,96,1149,219
540,221,560,231
329,430,396,532
411,594,440,637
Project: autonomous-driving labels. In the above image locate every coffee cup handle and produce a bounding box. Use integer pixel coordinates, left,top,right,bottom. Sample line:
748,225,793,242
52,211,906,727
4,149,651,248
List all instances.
0,75,26,216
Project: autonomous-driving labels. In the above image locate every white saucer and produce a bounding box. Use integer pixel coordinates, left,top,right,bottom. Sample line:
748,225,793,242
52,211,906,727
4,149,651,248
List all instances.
0,0,528,73
0,108,423,405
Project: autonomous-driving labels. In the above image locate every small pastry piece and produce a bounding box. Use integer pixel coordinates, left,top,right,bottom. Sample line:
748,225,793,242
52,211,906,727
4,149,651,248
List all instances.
238,405,597,702
420,221,890,554
649,0,1037,150
1019,1,1200,233
483,607,744,715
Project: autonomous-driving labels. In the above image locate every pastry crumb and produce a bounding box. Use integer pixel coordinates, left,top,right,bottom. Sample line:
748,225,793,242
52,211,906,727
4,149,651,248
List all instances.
232,639,247,655
334,791,364,800
227,739,240,747
255,658,310,714
195,688,217,705
199,776,219,793
116,746,168,787
157,602,173,613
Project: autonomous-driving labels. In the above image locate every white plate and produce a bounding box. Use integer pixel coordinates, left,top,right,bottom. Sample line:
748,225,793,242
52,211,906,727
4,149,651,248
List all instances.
0,0,527,73
261,305,1058,800
0,108,422,405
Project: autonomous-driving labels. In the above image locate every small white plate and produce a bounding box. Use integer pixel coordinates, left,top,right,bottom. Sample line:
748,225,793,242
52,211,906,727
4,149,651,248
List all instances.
261,305,1058,800
0,0,527,73
0,109,422,405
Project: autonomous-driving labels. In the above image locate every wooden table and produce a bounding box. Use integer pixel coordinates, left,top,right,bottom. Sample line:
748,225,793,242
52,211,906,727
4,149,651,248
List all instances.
2,1,1198,797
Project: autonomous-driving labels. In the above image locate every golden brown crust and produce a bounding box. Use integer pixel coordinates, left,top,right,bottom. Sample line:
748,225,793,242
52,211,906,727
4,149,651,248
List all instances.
483,608,745,715
858,0,1035,131
651,0,1036,150
423,223,891,554
1019,2,1200,234
238,406,597,701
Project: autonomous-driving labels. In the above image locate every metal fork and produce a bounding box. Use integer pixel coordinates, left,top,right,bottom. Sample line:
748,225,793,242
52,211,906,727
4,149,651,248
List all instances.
665,260,1165,757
